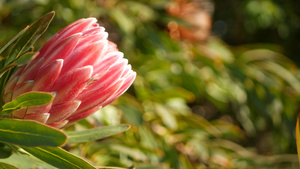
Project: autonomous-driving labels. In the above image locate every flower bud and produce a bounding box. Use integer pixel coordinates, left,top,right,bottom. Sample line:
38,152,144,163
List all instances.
4,18,136,128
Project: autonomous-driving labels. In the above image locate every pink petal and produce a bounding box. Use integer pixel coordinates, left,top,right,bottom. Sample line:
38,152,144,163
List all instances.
77,27,108,47
66,106,102,126
60,41,107,75
12,109,26,119
4,76,19,95
16,58,43,85
82,26,105,37
46,100,81,124
26,92,55,115
75,80,122,114
101,71,136,107
7,65,26,84
36,18,97,59
41,33,81,66
55,18,97,42
26,100,53,115
48,120,69,128
3,92,12,103
51,66,93,104
79,58,128,98
24,113,50,123
93,52,123,74
32,59,63,91
12,81,33,100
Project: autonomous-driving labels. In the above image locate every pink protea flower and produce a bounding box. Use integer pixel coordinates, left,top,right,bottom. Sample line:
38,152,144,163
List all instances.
4,18,136,128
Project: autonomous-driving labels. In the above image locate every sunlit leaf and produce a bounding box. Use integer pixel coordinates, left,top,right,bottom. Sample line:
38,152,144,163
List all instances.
135,165,165,169
0,162,19,169
66,124,130,143
296,113,300,164
1,92,54,115
0,26,29,56
5,11,54,65
0,119,67,147
0,152,56,169
0,63,18,79
14,52,36,64
22,147,97,169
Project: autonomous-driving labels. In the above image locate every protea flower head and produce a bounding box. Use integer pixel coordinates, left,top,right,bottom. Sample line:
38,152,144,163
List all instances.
4,18,136,128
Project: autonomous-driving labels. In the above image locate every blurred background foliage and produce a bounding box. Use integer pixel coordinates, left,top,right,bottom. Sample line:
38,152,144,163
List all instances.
1,0,300,168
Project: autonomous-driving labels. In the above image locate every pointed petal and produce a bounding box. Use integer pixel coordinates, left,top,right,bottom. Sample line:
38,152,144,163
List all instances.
77,27,108,47
25,92,55,115
82,27,106,37
36,18,98,60
47,100,81,124
41,33,81,66
66,106,101,126
6,65,25,86
75,80,122,114
51,66,93,104
79,58,128,98
102,71,136,107
4,76,19,95
48,120,69,129
32,59,63,91
26,101,53,115
93,52,123,75
12,109,26,119
12,81,33,99
3,92,13,103
55,18,97,42
16,58,43,85
60,41,107,75
24,113,50,123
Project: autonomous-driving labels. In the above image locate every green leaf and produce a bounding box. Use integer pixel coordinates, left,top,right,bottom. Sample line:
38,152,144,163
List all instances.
1,92,54,115
0,119,67,147
5,11,55,66
0,52,37,78
0,162,19,169
98,167,134,169
22,147,97,169
0,143,12,159
0,26,29,56
0,151,56,169
0,63,18,79
66,124,130,143
14,52,36,65
296,113,300,165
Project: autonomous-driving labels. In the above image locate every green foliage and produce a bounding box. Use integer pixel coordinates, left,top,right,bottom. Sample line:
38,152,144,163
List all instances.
0,162,18,169
1,92,54,115
0,11,133,169
66,124,131,144
4,11,54,66
0,119,67,147
22,147,97,169
0,0,300,169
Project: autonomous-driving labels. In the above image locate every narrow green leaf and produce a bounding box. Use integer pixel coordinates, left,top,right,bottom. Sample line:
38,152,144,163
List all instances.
0,63,18,79
0,119,67,147
14,52,36,64
66,124,130,143
0,26,29,56
1,92,54,115
0,152,56,169
22,147,97,169
5,11,55,65
0,162,19,169
296,113,300,165
98,166,134,169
